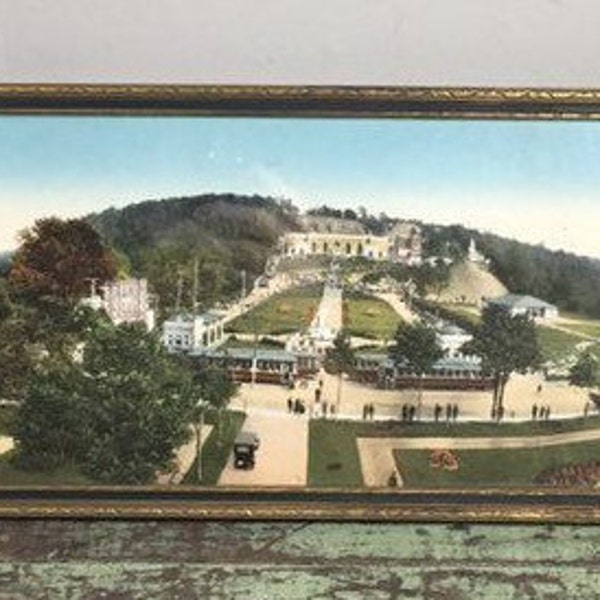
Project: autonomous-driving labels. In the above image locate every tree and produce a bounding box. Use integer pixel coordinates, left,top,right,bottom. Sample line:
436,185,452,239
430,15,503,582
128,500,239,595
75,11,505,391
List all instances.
325,330,355,416
8,217,117,305
192,364,238,444
569,351,598,388
13,322,200,484
388,322,443,419
463,304,541,417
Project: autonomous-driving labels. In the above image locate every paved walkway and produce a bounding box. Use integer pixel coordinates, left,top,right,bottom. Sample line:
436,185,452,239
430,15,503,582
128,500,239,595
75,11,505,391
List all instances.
218,410,308,487
311,284,343,332
156,424,213,484
0,436,13,456
358,427,600,487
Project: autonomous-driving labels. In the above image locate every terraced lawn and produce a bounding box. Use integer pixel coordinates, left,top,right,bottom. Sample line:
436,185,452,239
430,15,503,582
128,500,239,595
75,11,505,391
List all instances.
536,325,586,363
343,293,402,340
225,285,322,335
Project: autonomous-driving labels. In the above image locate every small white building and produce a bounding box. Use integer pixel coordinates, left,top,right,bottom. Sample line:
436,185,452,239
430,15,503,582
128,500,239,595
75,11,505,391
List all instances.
486,293,559,321
467,238,489,266
436,323,473,357
162,311,225,354
81,278,155,331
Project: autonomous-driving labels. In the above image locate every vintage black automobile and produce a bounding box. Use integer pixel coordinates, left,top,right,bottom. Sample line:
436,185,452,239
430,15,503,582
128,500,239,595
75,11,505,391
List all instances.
233,431,260,470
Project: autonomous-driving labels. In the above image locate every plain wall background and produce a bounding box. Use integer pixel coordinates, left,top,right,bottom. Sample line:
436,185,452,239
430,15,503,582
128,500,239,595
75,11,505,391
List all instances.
1,0,600,86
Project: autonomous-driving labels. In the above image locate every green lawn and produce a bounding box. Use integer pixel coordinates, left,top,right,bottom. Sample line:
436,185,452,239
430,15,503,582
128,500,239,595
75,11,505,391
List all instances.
394,441,600,488
440,303,482,325
182,410,246,485
558,321,600,339
343,294,402,340
308,419,364,487
536,325,585,363
308,416,600,487
225,285,322,335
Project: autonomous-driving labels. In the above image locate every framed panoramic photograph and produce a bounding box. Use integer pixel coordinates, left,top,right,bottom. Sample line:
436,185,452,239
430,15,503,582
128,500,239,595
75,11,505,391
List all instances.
1,85,600,521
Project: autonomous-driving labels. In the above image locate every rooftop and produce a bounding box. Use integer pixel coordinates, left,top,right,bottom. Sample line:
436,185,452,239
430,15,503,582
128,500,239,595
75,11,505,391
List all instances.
488,293,556,310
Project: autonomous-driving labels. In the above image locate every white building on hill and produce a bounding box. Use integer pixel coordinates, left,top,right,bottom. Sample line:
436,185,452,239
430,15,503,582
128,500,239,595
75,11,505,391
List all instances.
162,311,225,354
281,220,422,264
486,293,559,321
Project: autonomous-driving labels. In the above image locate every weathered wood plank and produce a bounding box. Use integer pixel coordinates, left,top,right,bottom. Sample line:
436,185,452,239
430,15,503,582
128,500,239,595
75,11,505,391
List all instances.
0,521,599,598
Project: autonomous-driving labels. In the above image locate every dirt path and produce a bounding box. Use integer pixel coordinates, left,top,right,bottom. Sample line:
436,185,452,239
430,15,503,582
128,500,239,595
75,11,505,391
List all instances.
358,427,600,487
156,424,213,485
0,436,13,456
218,410,308,486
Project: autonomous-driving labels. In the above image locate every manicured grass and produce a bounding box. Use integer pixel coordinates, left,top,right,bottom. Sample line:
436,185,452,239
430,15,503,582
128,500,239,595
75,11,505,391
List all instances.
0,405,17,436
559,321,600,339
308,416,600,487
225,285,322,335
440,304,482,325
182,410,246,485
536,325,585,363
343,294,402,340
0,453,92,485
394,440,600,488
308,419,364,487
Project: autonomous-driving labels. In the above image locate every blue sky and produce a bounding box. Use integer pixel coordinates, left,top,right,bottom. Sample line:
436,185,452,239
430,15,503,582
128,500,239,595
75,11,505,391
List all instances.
2,115,600,256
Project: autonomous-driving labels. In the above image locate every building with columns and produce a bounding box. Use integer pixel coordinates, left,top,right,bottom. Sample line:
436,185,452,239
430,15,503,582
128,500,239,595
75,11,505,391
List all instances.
162,311,225,354
281,220,422,264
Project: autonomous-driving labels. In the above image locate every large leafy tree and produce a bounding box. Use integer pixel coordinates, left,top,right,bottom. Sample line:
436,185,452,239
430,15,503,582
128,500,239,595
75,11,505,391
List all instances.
464,304,541,416
14,322,200,484
8,217,117,305
569,351,598,389
388,321,444,419
192,363,238,444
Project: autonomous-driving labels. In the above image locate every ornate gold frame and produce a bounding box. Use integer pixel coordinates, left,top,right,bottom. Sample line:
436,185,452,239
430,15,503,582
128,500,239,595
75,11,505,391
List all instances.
1,84,600,522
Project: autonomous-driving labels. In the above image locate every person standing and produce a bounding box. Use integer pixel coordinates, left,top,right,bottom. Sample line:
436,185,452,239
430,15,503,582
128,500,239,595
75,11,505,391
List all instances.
532,403,538,420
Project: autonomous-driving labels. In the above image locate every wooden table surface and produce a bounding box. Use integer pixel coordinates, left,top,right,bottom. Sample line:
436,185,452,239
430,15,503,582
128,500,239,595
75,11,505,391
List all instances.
1,520,599,598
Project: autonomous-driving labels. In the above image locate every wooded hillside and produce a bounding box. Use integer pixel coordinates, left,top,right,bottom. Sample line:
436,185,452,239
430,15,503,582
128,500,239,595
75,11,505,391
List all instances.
87,194,299,314
423,223,600,318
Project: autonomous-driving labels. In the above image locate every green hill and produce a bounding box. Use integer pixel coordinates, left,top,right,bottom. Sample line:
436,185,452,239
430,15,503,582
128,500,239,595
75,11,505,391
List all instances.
85,196,600,321
87,194,300,315
423,223,600,319
436,260,507,305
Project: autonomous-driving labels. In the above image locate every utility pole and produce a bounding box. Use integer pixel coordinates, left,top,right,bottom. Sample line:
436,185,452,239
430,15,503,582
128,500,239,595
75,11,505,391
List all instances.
175,273,184,313
241,269,247,300
192,256,199,314
195,399,205,484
